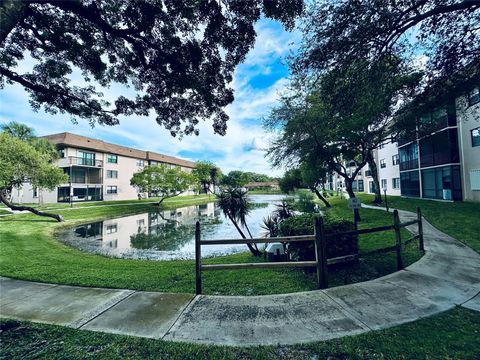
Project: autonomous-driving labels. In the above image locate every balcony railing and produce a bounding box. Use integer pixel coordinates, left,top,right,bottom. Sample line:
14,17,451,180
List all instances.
59,156,103,167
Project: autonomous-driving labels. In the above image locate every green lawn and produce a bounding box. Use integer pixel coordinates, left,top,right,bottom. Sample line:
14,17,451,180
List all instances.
355,193,480,253
17,194,215,211
0,195,422,295
1,307,479,359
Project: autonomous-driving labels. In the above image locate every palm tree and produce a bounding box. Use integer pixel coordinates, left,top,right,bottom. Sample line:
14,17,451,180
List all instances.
0,121,35,141
273,199,295,221
217,187,261,256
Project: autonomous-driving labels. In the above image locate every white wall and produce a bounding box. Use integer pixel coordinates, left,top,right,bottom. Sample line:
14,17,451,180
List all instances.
377,140,401,196
456,93,480,202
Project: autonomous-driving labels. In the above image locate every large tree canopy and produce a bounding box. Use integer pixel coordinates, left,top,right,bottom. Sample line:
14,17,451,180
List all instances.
293,0,480,81
0,0,303,136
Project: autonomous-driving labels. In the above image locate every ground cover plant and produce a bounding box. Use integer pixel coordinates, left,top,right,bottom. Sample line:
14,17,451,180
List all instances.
1,307,479,360
0,195,422,295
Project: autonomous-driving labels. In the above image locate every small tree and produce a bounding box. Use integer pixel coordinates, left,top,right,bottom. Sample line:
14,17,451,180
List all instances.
130,165,195,206
192,161,221,194
0,132,68,221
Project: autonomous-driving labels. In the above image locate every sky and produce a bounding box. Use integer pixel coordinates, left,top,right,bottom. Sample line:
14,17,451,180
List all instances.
0,19,300,177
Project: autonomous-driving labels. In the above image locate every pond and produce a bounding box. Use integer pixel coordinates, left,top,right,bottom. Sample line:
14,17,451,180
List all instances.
57,195,291,260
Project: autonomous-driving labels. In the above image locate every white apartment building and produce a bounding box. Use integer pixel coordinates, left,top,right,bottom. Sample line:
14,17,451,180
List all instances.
377,140,401,196
11,132,197,204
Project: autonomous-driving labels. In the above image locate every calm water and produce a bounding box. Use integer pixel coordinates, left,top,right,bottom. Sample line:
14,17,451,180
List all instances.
57,195,290,260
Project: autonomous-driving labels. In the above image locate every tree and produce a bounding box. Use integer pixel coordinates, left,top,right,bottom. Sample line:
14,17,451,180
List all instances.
1,0,303,136
267,57,420,220
0,132,68,221
279,168,303,193
192,161,221,194
217,187,261,256
130,164,195,205
299,159,331,208
293,0,480,84
0,121,34,140
220,170,250,188
279,165,331,207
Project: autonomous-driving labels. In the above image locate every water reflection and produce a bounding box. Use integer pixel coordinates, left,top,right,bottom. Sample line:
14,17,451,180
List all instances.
57,195,290,260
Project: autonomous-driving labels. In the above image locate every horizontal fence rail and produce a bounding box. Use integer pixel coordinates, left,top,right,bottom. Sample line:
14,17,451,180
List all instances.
194,207,425,294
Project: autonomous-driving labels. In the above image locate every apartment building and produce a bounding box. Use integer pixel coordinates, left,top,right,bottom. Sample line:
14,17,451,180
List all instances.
377,140,401,196
11,132,197,204
398,86,480,201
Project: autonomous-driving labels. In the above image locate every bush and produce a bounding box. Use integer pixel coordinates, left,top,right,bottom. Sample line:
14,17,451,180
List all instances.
279,213,358,261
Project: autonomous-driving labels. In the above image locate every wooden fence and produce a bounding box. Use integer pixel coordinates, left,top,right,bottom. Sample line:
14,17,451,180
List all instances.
195,208,424,295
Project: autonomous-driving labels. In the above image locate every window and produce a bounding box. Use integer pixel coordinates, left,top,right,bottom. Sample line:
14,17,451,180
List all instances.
469,87,480,107
107,154,118,164
400,170,420,197
380,159,386,168
472,127,480,147
365,170,372,177
378,142,384,149
33,188,38,197
421,165,462,200
399,143,419,171
392,178,400,189
106,224,117,234
136,159,144,167
106,170,118,179
381,179,387,190
78,151,95,166
106,186,117,194
358,180,364,192
58,149,65,158
392,154,399,166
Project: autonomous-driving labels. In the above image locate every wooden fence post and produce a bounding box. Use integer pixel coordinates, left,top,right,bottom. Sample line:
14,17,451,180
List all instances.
393,210,403,270
417,207,424,252
195,221,202,295
314,217,328,289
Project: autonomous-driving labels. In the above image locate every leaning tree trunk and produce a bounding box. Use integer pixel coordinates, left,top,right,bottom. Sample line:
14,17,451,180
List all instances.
310,187,331,208
0,188,63,222
344,180,361,222
226,213,262,257
366,150,382,204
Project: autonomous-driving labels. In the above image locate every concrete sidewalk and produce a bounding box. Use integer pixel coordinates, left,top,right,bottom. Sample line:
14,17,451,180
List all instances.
1,208,479,346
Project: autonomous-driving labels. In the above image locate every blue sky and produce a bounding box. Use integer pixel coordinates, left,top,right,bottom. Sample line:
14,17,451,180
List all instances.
0,19,300,177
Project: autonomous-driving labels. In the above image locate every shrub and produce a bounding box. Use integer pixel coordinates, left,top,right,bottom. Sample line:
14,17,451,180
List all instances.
294,191,317,213
279,213,358,261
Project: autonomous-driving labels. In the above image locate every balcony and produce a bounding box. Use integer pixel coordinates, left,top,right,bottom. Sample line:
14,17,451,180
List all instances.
58,156,103,168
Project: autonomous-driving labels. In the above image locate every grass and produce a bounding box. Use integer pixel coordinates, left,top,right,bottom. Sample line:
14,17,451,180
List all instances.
247,189,284,195
0,195,422,295
355,193,480,253
15,194,215,211
1,307,479,359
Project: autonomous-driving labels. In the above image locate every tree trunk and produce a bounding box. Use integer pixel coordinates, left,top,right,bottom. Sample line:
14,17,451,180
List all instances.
227,213,262,256
0,0,27,45
311,187,331,208
366,150,382,203
345,180,361,222
0,189,63,222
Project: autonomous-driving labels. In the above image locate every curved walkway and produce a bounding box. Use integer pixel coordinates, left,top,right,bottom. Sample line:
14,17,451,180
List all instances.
1,208,479,346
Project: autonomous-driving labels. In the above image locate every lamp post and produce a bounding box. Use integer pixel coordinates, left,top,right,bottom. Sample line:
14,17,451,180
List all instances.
383,186,388,212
